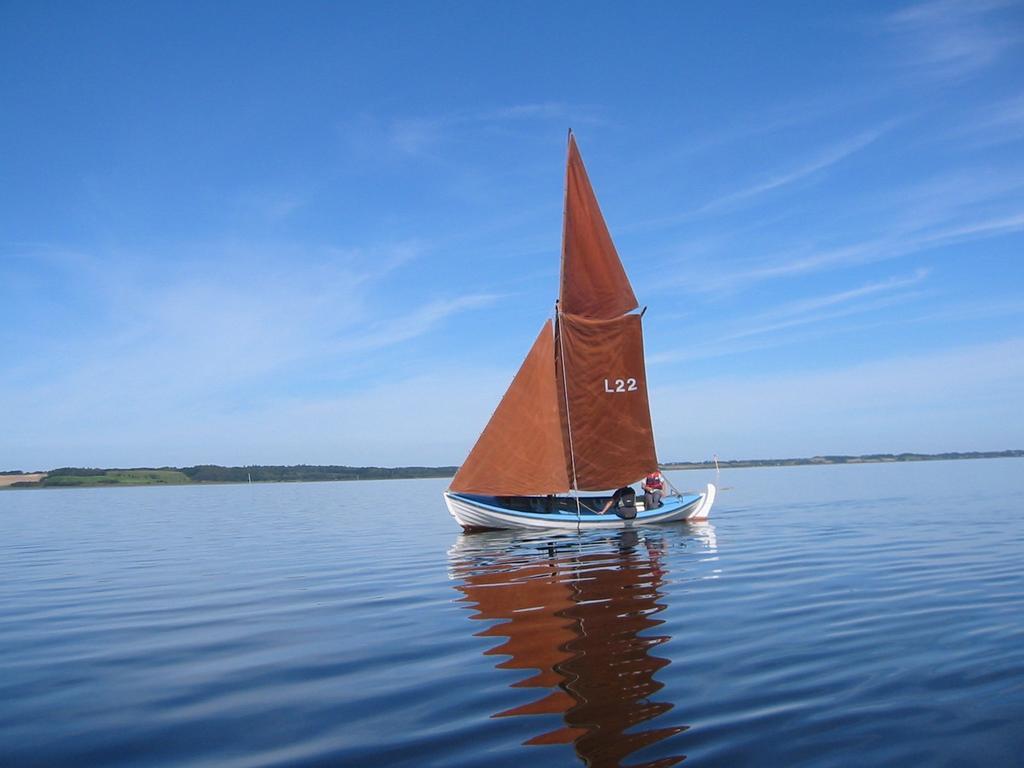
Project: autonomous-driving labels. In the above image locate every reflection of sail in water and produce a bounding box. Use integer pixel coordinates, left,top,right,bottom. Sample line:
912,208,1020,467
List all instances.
450,528,716,767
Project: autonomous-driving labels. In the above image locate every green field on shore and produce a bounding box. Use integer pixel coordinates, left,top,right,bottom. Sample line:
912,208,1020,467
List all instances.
40,470,191,487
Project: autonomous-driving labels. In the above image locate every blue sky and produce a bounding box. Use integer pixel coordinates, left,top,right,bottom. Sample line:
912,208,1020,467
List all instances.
2,0,1023,470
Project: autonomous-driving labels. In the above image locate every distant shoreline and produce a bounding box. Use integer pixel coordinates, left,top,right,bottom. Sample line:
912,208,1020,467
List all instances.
2,451,1021,489
661,450,1024,471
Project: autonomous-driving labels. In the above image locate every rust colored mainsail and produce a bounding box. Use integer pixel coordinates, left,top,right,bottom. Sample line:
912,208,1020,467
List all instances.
450,133,658,496
555,132,659,491
559,133,638,320
556,312,658,490
449,320,570,495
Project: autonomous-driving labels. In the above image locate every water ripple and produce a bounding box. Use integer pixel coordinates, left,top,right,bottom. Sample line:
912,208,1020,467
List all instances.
2,463,1024,766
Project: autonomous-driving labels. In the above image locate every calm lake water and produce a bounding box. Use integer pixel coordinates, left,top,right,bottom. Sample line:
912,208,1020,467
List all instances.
2,459,1023,767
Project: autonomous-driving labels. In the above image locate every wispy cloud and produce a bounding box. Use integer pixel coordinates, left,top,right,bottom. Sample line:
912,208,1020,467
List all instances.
716,274,929,345
1,240,497,420
651,336,1024,460
893,295,1024,327
672,240,883,293
887,166,1024,232
885,0,1021,82
336,293,502,353
480,102,605,124
750,269,931,320
3,362,516,469
652,90,894,167
345,102,605,160
696,127,891,213
388,117,446,158
916,210,1024,244
948,93,1024,147
231,189,306,222
651,294,923,366
676,202,1024,295
650,270,931,364
633,125,893,233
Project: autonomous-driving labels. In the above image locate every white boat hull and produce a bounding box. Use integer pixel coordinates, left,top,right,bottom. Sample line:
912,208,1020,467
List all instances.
445,483,716,531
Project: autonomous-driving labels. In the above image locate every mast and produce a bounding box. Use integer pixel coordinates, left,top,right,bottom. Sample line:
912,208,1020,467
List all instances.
558,129,582,502
557,128,572,325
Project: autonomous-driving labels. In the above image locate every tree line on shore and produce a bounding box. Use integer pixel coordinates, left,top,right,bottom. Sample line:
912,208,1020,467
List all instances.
3,464,458,488
180,464,459,482
662,449,1024,469
3,450,1021,488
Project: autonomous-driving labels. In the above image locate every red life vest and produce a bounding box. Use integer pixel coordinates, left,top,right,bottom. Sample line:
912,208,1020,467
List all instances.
645,473,663,490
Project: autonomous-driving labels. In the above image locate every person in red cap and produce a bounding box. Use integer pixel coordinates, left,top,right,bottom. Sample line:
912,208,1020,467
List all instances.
643,470,664,510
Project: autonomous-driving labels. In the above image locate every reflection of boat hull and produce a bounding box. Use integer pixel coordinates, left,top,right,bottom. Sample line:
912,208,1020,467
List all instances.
445,483,716,531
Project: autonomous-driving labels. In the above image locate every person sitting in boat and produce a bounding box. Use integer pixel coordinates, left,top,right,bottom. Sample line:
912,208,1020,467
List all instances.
643,470,664,510
596,486,637,519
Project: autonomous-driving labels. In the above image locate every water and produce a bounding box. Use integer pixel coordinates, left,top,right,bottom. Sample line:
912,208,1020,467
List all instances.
1,459,1023,767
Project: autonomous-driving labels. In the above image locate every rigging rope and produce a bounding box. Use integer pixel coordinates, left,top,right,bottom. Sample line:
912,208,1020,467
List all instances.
664,473,684,498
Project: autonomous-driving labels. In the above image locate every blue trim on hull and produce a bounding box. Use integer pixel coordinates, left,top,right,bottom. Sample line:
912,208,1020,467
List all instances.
448,492,702,523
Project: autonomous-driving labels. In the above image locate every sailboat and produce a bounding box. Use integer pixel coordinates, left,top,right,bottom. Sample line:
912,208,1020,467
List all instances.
444,132,716,531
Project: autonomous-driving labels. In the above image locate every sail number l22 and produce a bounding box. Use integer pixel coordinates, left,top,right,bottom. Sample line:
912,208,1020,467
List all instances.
604,378,638,393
